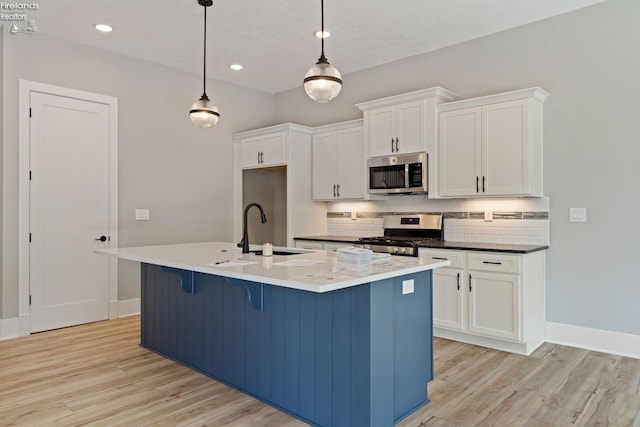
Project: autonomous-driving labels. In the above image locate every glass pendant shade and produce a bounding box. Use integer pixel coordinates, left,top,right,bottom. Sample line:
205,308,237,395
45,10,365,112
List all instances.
304,59,343,103
189,96,220,128
190,0,219,128
304,0,342,103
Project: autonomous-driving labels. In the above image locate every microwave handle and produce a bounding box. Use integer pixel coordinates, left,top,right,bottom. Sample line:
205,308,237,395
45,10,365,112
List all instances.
405,163,410,188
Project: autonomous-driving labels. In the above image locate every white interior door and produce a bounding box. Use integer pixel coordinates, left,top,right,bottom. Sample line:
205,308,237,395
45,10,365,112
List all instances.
29,92,110,333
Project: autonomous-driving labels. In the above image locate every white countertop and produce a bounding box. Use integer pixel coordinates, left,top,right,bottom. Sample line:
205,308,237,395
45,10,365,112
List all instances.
96,241,449,293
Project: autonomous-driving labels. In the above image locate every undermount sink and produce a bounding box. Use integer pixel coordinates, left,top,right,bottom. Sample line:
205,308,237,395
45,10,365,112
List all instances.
250,249,308,256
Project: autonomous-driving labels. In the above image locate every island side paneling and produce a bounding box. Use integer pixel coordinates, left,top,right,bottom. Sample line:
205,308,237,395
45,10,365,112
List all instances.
140,263,433,427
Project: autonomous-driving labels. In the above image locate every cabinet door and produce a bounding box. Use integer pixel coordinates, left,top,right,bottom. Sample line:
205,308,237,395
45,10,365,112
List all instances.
336,127,364,199
261,132,286,166
240,137,262,168
369,107,395,157
438,107,482,197
294,240,324,250
482,99,530,196
468,271,522,342
395,101,425,154
432,268,465,331
312,132,339,200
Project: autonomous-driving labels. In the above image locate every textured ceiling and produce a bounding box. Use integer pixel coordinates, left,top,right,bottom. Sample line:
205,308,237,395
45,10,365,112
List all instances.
15,0,606,94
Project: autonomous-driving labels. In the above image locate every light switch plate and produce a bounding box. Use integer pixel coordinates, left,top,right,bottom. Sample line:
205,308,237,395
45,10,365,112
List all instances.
569,207,586,223
135,209,150,221
402,279,414,295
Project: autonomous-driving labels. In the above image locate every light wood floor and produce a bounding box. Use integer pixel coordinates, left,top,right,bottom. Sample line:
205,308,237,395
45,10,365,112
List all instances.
1,316,638,426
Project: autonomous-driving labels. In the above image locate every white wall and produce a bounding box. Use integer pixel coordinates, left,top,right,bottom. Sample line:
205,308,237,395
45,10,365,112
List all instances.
274,0,640,336
1,34,274,317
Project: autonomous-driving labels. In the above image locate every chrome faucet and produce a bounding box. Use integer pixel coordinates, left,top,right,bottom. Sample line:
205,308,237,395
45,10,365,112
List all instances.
240,202,267,253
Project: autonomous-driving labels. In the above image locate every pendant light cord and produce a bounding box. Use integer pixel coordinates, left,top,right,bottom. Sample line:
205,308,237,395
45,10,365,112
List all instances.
202,5,208,99
319,0,326,62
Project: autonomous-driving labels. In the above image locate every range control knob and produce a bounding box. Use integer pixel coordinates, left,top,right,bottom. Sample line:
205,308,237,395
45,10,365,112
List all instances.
399,247,406,254
393,247,399,253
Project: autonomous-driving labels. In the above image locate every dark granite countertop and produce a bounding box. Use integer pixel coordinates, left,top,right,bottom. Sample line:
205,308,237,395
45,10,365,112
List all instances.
294,235,361,244
295,235,548,254
417,241,548,254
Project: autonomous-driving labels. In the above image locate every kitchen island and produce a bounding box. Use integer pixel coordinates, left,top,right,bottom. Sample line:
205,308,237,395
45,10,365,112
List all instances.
96,242,449,427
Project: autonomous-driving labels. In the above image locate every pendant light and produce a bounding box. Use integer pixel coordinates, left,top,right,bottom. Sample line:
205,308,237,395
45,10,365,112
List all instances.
303,0,342,103
189,0,220,128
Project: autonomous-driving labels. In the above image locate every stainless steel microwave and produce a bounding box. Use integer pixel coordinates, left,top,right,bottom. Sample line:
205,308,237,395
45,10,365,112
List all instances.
368,152,428,194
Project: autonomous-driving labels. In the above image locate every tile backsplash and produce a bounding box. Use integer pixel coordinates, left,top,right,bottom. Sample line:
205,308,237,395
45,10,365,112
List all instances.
325,197,550,246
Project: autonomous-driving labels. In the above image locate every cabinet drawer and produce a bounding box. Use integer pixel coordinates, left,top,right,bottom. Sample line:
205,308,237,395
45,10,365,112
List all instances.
468,252,521,274
419,249,466,269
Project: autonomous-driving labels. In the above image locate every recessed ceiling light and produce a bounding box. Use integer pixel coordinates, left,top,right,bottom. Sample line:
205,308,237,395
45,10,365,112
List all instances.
230,64,244,71
315,30,330,39
95,24,113,33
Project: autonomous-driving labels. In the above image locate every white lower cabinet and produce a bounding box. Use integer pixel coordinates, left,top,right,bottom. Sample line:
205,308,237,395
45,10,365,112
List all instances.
468,271,521,342
420,248,544,355
294,240,352,251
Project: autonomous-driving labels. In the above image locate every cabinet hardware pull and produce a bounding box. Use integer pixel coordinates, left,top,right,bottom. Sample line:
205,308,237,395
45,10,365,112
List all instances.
337,184,340,197
391,138,395,153
333,184,337,198
457,272,460,291
432,257,448,260
476,176,479,193
257,152,261,164
469,274,472,292
482,261,503,265
395,138,399,152
482,176,486,192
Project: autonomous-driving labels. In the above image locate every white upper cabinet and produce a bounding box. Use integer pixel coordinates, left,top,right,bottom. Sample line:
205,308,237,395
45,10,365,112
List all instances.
312,120,365,201
437,87,549,198
367,101,425,156
240,131,286,168
357,87,457,158
233,124,327,246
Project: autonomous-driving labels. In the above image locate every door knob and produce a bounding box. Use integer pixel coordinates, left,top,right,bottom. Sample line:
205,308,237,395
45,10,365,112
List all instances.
95,235,107,242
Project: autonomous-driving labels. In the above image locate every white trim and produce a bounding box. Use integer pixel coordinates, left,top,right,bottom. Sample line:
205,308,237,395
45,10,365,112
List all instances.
18,79,118,334
355,86,457,111
0,318,20,341
118,298,141,318
545,321,640,360
437,87,550,112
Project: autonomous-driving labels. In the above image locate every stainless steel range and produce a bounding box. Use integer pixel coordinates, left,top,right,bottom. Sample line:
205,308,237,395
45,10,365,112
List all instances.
355,214,443,257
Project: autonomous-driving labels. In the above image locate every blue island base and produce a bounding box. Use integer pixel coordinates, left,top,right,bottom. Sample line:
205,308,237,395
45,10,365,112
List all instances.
140,263,433,427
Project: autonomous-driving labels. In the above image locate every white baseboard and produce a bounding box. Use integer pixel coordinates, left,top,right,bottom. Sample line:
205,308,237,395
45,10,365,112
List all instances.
0,317,20,341
545,321,640,359
118,298,140,318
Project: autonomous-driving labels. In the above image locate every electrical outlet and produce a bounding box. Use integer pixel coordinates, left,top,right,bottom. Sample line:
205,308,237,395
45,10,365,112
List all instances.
569,208,586,223
351,211,357,220
484,211,493,222
402,279,414,295
135,209,150,221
